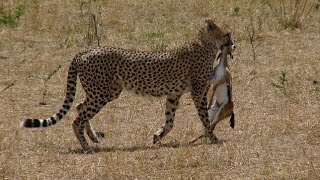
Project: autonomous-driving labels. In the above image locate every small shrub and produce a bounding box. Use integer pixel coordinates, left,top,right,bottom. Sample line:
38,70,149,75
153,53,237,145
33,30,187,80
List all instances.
310,80,320,100
278,17,302,29
232,7,240,16
245,18,262,61
78,0,103,47
271,70,289,94
40,65,62,105
0,80,16,94
152,42,168,52
61,36,78,48
0,4,26,27
315,0,320,9
262,0,315,29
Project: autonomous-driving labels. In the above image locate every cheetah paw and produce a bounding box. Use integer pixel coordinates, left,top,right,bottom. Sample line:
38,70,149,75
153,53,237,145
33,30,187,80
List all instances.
96,131,105,139
153,134,161,144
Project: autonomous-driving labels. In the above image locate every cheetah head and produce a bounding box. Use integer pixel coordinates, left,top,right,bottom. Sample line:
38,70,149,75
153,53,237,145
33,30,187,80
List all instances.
201,19,234,53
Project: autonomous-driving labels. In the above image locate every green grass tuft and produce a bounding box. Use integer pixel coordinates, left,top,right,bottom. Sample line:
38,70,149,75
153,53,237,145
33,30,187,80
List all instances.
0,4,26,26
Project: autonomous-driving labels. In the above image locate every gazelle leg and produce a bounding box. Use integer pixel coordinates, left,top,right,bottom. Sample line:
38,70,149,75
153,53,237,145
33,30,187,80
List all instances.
210,101,234,130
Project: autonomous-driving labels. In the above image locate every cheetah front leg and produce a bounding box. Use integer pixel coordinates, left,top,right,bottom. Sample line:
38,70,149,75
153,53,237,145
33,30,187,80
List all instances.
153,95,182,144
191,88,218,144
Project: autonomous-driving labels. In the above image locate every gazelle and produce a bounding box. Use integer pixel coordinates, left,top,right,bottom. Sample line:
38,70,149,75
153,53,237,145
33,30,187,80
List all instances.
208,34,235,130
190,34,235,144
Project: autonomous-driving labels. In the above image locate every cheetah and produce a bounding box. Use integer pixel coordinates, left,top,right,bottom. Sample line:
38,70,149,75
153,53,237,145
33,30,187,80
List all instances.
20,19,235,151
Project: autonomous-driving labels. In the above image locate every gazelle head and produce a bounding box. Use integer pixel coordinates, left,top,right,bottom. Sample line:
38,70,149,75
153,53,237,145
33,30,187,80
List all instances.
219,33,236,60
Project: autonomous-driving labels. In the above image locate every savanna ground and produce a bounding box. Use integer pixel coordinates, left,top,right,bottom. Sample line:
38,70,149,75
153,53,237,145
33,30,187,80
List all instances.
0,0,320,179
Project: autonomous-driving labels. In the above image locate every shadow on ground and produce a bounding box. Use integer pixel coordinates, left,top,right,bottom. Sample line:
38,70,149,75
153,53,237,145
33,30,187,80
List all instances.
66,138,226,154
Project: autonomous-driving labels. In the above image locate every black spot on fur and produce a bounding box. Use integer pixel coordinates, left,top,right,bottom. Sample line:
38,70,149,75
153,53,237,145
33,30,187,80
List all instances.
23,119,33,127
50,117,57,125
57,113,63,119
201,102,206,107
63,105,70,110
168,99,176,104
42,120,48,127
33,119,41,127
100,101,107,105
96,132,105,138
59,109,67,115
159,131,164,138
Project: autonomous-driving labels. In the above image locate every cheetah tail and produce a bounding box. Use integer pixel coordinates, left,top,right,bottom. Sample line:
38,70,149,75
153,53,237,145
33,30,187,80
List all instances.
20,63,78,128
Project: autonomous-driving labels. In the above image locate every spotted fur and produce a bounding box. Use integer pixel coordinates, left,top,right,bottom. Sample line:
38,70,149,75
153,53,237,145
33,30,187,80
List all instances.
21,19,233,151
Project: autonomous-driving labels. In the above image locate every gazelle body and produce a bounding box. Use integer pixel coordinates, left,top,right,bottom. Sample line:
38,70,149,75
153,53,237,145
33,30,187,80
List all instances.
208,37,235,130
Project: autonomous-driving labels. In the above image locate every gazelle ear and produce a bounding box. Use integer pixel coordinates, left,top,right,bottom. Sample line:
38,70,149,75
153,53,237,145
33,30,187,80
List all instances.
205,19,218,31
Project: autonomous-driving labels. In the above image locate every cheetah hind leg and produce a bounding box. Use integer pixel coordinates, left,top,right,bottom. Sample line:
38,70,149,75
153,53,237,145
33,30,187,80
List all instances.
72,116,92,151
85,80,123,143
76,102,105,144
85,121,105,143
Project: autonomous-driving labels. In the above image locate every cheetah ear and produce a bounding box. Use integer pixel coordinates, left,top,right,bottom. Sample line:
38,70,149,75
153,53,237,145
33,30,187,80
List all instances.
219,32,231,40
205,19,219,31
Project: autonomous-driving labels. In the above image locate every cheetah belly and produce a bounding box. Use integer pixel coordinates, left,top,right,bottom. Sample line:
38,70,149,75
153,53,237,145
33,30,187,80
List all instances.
215,83,229,104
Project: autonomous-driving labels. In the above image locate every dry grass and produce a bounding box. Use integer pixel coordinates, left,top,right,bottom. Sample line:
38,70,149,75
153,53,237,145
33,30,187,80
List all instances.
0,0,319,179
